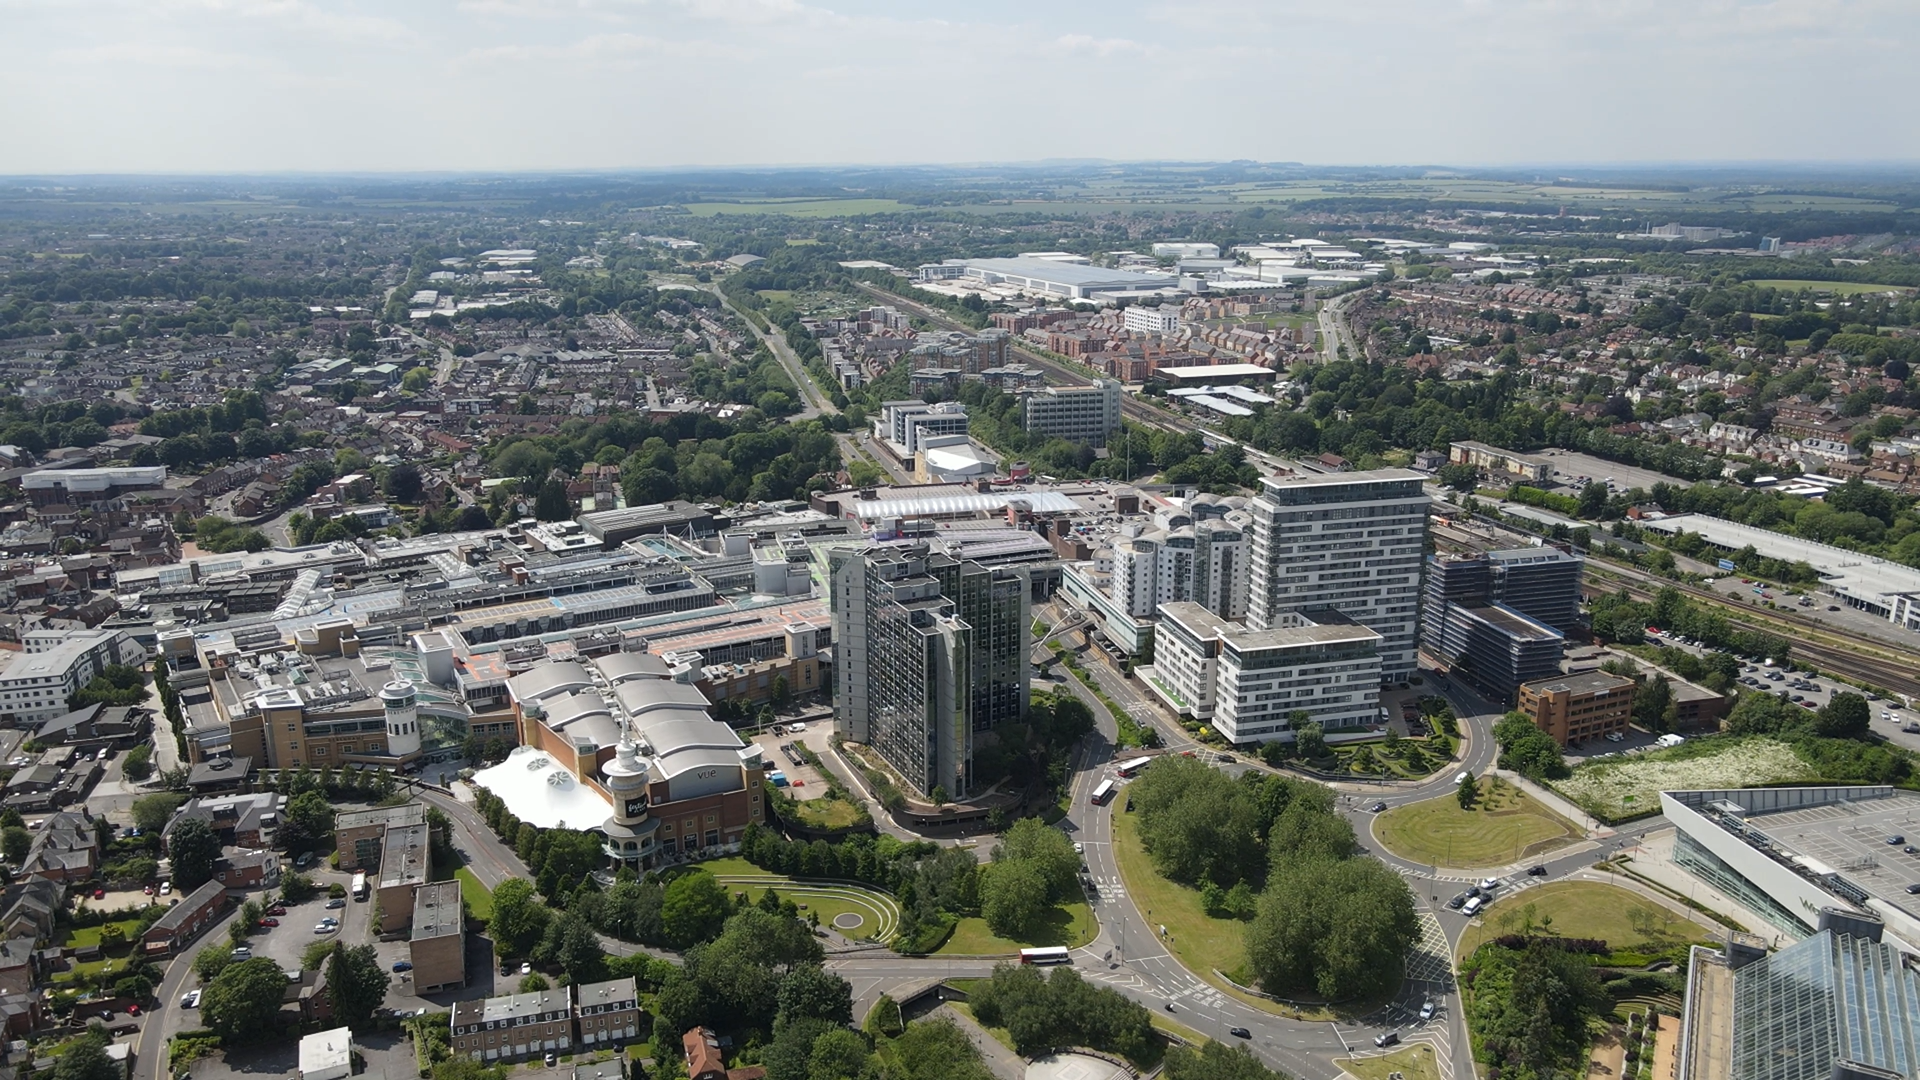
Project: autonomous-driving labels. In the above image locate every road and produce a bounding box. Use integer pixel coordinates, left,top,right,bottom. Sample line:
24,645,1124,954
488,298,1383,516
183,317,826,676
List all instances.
1318,290,1363,363
711,287,837,420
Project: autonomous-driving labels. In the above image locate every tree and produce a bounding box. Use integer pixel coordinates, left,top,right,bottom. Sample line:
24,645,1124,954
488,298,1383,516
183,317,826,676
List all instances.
1246,855,1418,1001
168,817,220,889
385,462,424,503
1816,692,1872,739
991,818,1080,901
1164,1041,1291,1080
805,1028,869,1080
52,1028,119,1080
518,973,549,993
1457,774,1477,810
121,743,154,781
1636,674,1674,732
980,860,1050,941
326,943,390,1030
192,945,233,983
489,879,549,958
883,1017,996,1080
533,479,571,522
282,790,335,855
1294,721,1327,760
775,963,853,1029
1,826,27,865
202,957,292,1041
660,870,731,948
133,792,187,834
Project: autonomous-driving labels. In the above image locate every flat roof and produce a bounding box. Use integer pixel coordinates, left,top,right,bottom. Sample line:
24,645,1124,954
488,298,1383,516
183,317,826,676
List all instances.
962,257,1177,289
378,822,429,890
1154,363,1278,381
335,803,426,832
1640,513,1920,602
1732,790,1920,923
1522,669,1635,696
298,1028,353,1076
410,880,463,941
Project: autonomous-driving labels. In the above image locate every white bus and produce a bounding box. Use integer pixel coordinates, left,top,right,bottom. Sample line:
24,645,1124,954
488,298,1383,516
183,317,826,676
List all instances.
1020,947,1071,966
351,872,368,901
1090,779,1116,806
1116,757,1154,778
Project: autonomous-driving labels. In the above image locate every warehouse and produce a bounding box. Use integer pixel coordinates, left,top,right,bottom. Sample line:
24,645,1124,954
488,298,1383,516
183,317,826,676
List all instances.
1150,363,1279,389
959,258,1178,300
1637,513,1920,629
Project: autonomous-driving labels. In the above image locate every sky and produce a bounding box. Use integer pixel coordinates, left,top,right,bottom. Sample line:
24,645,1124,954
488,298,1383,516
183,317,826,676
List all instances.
2,0,1915,174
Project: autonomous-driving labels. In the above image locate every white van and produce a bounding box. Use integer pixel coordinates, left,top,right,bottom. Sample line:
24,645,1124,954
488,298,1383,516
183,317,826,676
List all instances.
1454,771,1471,785
1462,895,1485,916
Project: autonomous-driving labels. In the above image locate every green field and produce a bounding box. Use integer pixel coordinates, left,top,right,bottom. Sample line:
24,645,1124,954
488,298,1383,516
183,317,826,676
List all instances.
683,198,911,217
1457,881,1718,958
455,868,493,922
1742,279,1914,295
1339,1043,1443,1080
1111,797,1250,990
935,902,1097,956
1552,737,1816,822
780,794,868,830
1373,778,1578,868
695,858,903,944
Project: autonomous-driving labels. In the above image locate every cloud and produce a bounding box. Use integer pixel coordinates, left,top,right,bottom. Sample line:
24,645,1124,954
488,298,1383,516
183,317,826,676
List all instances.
1054,33,1153,57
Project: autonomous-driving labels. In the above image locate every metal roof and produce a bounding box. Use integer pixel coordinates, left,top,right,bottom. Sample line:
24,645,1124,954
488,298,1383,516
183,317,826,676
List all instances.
847,491,1078,520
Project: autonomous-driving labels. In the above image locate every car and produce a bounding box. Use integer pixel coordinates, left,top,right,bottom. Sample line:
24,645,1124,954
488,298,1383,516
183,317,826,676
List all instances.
1741,579,1752,584
1906,846,1919,855
1477,878,1500,890
1907,884,1920,894
326,898,346,909
257,918,279,928
1604,732,1624,743
181,990,201,1009
1527,865,1548,876
1218,754,1235,763
392,961,413,972
159,882,171,896
1073,843,1084,855
1229,1026,1252,1039
1446,893,1467,910
521,962,532,976
1464,885,1482,900
143,885,154,895
294,853,313,870
1890,836,1907,845
1375,1032,1401,1048
1370,801,1388,813
128,1005,140,1016
313,923,337,934
1180,750,1195,758
1419,1001,1436,1021
1828,605,1841,611
266,905,287,915
231,947,252,960
544,1053,557,1067
1800,701,1817,710
92,888,105,900
1906,723,1920,734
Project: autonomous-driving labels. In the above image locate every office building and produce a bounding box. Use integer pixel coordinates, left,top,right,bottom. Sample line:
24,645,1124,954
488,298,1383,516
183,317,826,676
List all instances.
830,543,1029,799
1111,520,1249,621
1422,549,1582,700
1247,469,1429,683
1447,441,1554,483
1676,909,1919,1080
1143,602,1381,744
1515,671,1635,746
1019,380,1123,446
408,880,465,993
376,821,429,933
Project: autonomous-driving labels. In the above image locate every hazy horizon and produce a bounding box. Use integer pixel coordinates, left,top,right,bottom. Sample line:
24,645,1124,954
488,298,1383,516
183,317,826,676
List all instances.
3,0,1916,175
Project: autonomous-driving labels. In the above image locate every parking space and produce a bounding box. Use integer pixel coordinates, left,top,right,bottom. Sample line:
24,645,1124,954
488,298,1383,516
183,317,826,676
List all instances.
781,723,844,800
1754,794,1920,913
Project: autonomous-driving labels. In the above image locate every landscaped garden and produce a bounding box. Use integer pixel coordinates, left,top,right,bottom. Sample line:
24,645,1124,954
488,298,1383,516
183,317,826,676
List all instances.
1457,880,1717,958
1373,777,1579,868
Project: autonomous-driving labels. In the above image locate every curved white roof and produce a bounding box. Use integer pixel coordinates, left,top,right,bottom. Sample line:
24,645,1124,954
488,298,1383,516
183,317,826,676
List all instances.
471,748,613,830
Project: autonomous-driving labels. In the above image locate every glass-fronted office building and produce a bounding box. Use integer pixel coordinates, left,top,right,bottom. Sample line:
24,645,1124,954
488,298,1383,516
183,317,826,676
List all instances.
1728,929,1920,1080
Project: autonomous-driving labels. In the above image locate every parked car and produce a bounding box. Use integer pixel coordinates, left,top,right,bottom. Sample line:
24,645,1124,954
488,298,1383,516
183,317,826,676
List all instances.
1906,884,1920,894
180,990,201,1009
143,885,154,895
325,898,347,909
159,882,171,896
521,962,532,976
230,947,252,960
392,961,413,972
1889,836,1907,845
1604,732,1624,743
257,918,279,928
266,905,287,915
1477,878,1500,890
544,1053,557,1067
1420,1001,1436,1021
1446,894,1467,910
92,888,105,900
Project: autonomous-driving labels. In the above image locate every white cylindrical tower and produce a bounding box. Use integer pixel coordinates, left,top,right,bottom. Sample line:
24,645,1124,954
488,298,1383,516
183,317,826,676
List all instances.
381,679,422,758
601,739,655,868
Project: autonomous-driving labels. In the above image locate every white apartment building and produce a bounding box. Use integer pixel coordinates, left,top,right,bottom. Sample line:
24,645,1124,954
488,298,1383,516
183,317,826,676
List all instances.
1144,601,1381,743
1019,380,1122,446
1247,469,1429,684
0,628,146,724
875,400,970,456
1110,520,1248,621
1122,306,1183,335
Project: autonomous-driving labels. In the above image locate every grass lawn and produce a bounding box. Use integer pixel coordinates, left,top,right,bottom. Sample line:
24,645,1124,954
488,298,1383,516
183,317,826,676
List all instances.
1553,737,1815,822
1338,1043,1442,1080
1373,778,1577,868
65,920,144,948
781,794,867,830
1457,881,1718,958
935,903,1097,956
455,868,493,922
1744,279,1914,295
